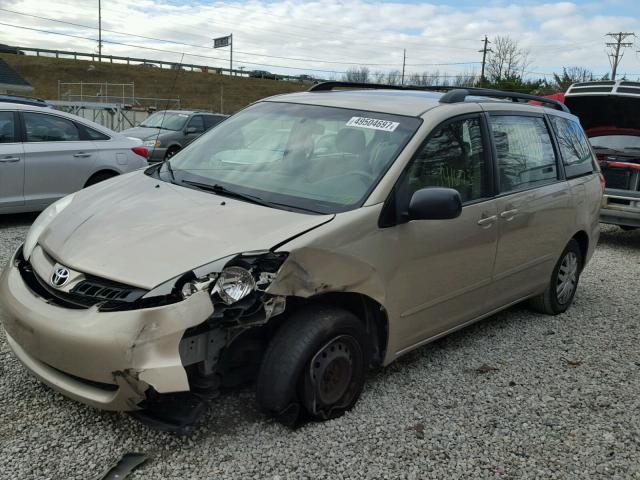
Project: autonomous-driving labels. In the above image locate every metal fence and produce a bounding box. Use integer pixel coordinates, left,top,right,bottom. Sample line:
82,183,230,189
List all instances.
57,81,181,109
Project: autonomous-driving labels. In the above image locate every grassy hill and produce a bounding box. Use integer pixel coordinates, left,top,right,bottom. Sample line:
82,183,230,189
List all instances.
1,53,307,113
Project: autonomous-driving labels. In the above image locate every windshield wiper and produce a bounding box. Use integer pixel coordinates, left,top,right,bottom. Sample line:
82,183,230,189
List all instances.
181,180,275,208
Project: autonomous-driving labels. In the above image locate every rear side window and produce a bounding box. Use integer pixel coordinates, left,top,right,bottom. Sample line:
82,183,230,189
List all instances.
489,115,558,193
80,124,110,141
549,116,594,178
0,111,16,143
24,112,80,142
204,115,225,130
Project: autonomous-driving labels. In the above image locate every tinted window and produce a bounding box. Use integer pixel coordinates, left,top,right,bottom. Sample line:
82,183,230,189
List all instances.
0,112,16,143
187,115,205,133
550,116,595,178
24,113,80,142
403,116,488,203
81,125,110,141
204,115,225,130
490,115,557,193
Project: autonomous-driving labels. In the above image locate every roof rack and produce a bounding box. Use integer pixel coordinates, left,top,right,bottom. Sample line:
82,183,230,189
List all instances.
307,81,570,113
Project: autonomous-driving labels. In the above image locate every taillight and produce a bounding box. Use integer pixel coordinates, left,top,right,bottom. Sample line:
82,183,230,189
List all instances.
131,146,149,158
598,173,606,193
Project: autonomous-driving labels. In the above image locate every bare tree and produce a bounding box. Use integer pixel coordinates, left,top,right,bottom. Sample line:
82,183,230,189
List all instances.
552,66,595,91
342,67,370,83
486,36,531,82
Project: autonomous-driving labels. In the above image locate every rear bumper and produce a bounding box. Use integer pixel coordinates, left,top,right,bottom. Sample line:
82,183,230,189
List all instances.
0,247,213,411
600,188,640,227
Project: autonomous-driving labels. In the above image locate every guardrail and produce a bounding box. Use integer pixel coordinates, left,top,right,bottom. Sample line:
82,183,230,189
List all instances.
14,46,310,83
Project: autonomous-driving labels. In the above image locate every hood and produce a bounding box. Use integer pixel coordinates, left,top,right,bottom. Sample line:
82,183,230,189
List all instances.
38,172,334,289
120,126,167,140
564,95,640,132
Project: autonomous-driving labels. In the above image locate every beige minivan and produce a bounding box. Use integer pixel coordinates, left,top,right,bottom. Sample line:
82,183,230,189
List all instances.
0,84,602,430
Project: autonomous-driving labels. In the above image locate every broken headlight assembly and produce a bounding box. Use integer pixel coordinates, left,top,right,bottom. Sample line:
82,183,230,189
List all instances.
141,251,288,316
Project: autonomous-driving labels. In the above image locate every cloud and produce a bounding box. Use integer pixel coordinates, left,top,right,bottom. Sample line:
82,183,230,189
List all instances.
3,0,640,79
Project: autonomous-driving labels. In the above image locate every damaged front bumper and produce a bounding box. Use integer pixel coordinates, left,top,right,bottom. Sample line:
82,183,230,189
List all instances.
0,247,214,411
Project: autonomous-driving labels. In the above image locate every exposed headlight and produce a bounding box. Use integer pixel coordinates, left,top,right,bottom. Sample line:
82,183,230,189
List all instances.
212,267,256,305
143,138,161,148
23,193,76,260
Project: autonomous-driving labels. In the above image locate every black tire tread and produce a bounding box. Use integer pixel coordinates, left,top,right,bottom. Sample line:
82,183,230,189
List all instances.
256,305,368,422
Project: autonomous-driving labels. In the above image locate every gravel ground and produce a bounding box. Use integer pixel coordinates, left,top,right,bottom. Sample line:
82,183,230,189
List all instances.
0,214,639,479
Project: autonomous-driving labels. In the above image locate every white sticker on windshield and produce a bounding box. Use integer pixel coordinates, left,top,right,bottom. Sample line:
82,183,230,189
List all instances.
178,114,189,117
346,116,399,132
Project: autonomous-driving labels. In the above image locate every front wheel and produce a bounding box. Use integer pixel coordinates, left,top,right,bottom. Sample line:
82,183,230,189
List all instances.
256,306,370,426
528,239,583,315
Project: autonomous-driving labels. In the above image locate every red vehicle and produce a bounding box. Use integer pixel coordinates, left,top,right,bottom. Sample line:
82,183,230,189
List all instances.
560,81,640,230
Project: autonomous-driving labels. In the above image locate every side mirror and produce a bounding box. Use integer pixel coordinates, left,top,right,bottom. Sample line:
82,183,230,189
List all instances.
186,126,199,134
408,187,462,221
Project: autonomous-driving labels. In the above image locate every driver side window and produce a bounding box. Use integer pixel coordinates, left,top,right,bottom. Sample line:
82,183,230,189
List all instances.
187,115,205,133
404,116,489,204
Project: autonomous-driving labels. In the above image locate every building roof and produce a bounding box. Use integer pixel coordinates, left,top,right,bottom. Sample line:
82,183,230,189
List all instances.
0,58,33,92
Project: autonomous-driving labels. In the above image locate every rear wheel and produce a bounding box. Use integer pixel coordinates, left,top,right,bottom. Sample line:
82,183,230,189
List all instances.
529,239,583,315
84,171,118,187
256,306,370,426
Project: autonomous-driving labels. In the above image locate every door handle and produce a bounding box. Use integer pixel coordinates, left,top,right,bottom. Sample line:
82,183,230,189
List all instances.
477,215,498,227
500,209,519,220
73,152,91,158
0,156,20,163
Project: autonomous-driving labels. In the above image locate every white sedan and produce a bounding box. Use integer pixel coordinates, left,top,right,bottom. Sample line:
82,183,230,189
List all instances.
0,101,148,214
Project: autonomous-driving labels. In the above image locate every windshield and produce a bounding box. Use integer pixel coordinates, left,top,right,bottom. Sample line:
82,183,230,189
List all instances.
590,135,640,151
160,102,421,214
139,111,189,131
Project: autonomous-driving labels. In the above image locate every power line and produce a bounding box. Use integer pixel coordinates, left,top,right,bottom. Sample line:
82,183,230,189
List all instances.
479,35,492,85
606,32,635,80
0,8,481,68
0,21,482,76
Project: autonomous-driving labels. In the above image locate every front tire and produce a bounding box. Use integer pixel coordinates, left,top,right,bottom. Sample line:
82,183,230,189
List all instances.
256,306,370,426
529,239,583,315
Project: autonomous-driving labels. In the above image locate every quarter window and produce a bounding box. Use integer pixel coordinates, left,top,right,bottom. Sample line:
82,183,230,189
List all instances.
24,113,80,142
403,116,489,203
549,116,594,178
490,115,557,193
0,112,16,143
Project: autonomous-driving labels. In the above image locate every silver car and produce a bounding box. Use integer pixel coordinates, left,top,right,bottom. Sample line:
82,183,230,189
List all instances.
0,102,148,214
0,84,602,431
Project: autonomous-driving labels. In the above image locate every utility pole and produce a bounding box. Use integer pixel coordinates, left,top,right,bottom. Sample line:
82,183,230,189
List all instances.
606,32,634,80
98,0,102,61
401,49,406,85
479,35,492,86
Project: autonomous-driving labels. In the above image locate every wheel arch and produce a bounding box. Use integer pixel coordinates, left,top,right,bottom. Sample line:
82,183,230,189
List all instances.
84,169,120,187
292,292,389,367
571,230,589,269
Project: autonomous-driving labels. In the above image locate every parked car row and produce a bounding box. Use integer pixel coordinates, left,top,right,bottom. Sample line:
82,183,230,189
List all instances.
122,110,228,162
0,83,603,431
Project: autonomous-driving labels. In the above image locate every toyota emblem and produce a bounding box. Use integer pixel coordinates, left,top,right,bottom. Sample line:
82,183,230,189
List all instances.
51,267,70,287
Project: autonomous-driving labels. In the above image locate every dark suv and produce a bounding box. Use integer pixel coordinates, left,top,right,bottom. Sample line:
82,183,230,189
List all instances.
122,110,228,162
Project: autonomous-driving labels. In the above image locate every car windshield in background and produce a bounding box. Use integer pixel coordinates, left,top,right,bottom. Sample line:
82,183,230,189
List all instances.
590,135,640,152
139,112,189,131
160,102,421,214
